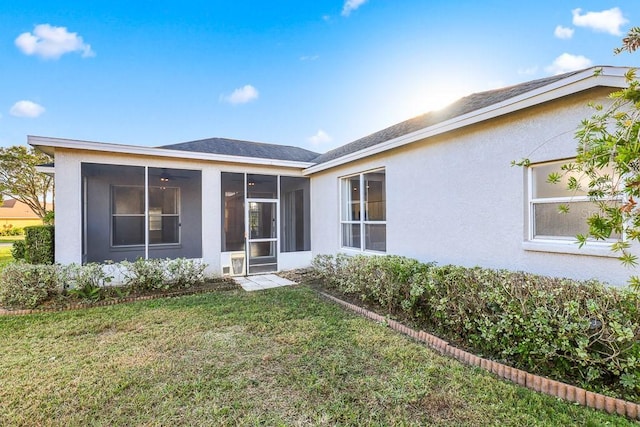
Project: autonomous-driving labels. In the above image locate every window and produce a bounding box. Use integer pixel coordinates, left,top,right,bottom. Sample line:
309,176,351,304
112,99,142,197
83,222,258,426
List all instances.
112,186,145,246
112,185,180,246
529,160,620,242
341,169,386,252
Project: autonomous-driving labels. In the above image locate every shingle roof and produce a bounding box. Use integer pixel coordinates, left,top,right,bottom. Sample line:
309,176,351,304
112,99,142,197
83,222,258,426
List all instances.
157,68,603,166
311,69,584,164
159,137,320,163
0,199,40,219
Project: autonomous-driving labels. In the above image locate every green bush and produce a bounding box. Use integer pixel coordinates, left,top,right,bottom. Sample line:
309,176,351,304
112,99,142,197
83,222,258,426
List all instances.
166,258,207,288
65,263,113,302
0,225,24,236
11,240,26,260
24,225,54,264
0,262,61,308
313,254,640,401
120,258,169,291
0,258,211,309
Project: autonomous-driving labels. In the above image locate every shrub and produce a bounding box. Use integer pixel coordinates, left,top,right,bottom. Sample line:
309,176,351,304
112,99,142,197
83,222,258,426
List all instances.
11,240,26,260
65,263,113,302
0,262,61,308
312,254,640,400
0,225,24,236
120,258,168,291
166,258,207,288
43,211,54,226
24,225,54,264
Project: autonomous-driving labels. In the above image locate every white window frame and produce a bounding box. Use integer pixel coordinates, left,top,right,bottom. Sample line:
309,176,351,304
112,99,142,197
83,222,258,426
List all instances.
340,168,386,253
524,159,620,257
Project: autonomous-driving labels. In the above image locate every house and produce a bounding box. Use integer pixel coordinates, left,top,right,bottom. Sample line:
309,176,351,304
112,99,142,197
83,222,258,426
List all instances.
29,66,636,285
0,199,44,230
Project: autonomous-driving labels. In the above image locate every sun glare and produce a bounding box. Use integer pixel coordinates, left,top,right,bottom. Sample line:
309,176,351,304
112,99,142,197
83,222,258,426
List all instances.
399,75,503,120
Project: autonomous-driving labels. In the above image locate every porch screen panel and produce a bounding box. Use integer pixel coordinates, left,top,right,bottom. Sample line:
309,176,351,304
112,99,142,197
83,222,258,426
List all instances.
280,176,311,252
147,167,201,259
148,186,179,245
221,172,245,252
247,174,277,199
82,163,145,263
112,185,145,245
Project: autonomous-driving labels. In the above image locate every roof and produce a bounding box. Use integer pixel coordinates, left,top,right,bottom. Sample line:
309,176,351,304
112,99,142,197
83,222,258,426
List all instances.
0,199,40,219
28,66,630,174
304,66,629,174
159,137,320,163
29,135,318,169
311,70,583,165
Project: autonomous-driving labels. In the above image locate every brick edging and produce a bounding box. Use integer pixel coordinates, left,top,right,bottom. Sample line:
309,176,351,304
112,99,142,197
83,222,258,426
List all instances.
0,283,241,316
319,292,640,421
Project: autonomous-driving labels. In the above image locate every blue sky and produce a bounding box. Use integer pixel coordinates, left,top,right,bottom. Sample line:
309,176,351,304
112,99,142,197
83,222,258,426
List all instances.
1,1,639,153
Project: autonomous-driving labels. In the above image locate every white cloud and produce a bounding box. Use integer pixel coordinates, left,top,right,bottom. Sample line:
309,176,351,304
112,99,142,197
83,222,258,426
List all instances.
572,7,628,36
221,85,259,105
15,24,94,59
545,53,592,75
342,0,368,16
300,55,319,61
10,100,45,118
554,25,574,39
307,129,332,145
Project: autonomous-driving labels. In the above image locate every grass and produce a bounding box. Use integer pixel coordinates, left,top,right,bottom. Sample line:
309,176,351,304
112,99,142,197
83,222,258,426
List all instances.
0,235,24,244
0,286,635,426
0,245,13,267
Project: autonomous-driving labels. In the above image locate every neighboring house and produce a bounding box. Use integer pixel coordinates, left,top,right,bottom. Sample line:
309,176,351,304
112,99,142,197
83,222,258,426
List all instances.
29,66,637,285
0,199,43,230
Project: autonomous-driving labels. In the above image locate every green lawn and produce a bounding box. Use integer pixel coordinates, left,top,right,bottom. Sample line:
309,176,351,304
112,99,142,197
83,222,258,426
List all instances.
0,245,12,267
0,236,24,244
0,286,634,426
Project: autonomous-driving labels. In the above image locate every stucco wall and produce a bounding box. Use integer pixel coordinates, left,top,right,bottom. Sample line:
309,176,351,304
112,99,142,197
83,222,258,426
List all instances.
310,88,636,286
53,148,307,276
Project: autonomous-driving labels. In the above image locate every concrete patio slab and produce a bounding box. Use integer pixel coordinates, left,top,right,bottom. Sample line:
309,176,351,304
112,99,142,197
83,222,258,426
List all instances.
233,274,296,291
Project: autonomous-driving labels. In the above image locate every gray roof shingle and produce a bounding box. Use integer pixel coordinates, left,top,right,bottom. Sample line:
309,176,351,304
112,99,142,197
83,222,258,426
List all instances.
158,68,600,166
311,69,584,164
159,137,320,163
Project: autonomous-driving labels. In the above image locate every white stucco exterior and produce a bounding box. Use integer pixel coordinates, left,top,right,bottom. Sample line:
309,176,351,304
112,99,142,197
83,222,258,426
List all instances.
44,146,312,277
30,66,637,285
308,87,636,286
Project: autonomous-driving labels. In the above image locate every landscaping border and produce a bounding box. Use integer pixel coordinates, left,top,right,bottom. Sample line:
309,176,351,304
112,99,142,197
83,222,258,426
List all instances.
0,281,241,316
319,291,640,421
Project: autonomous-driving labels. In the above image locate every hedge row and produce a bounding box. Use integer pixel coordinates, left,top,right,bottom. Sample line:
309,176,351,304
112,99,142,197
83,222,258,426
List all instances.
11,225,54,264
312,254,640,402
0,258,209,309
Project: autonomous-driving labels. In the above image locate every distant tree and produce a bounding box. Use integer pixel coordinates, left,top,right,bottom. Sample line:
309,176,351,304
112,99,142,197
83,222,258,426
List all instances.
0,146,54,219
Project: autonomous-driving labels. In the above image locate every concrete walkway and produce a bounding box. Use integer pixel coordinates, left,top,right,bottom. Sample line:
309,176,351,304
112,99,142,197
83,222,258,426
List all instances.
233,274,296,292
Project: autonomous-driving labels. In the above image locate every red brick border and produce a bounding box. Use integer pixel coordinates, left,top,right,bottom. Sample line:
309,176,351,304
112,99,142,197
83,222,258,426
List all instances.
319,291,640,421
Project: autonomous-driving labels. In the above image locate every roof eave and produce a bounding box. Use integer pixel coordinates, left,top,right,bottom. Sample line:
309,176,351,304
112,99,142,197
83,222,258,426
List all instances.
28,136,316,169
303,66,629,175
35,164,55,176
